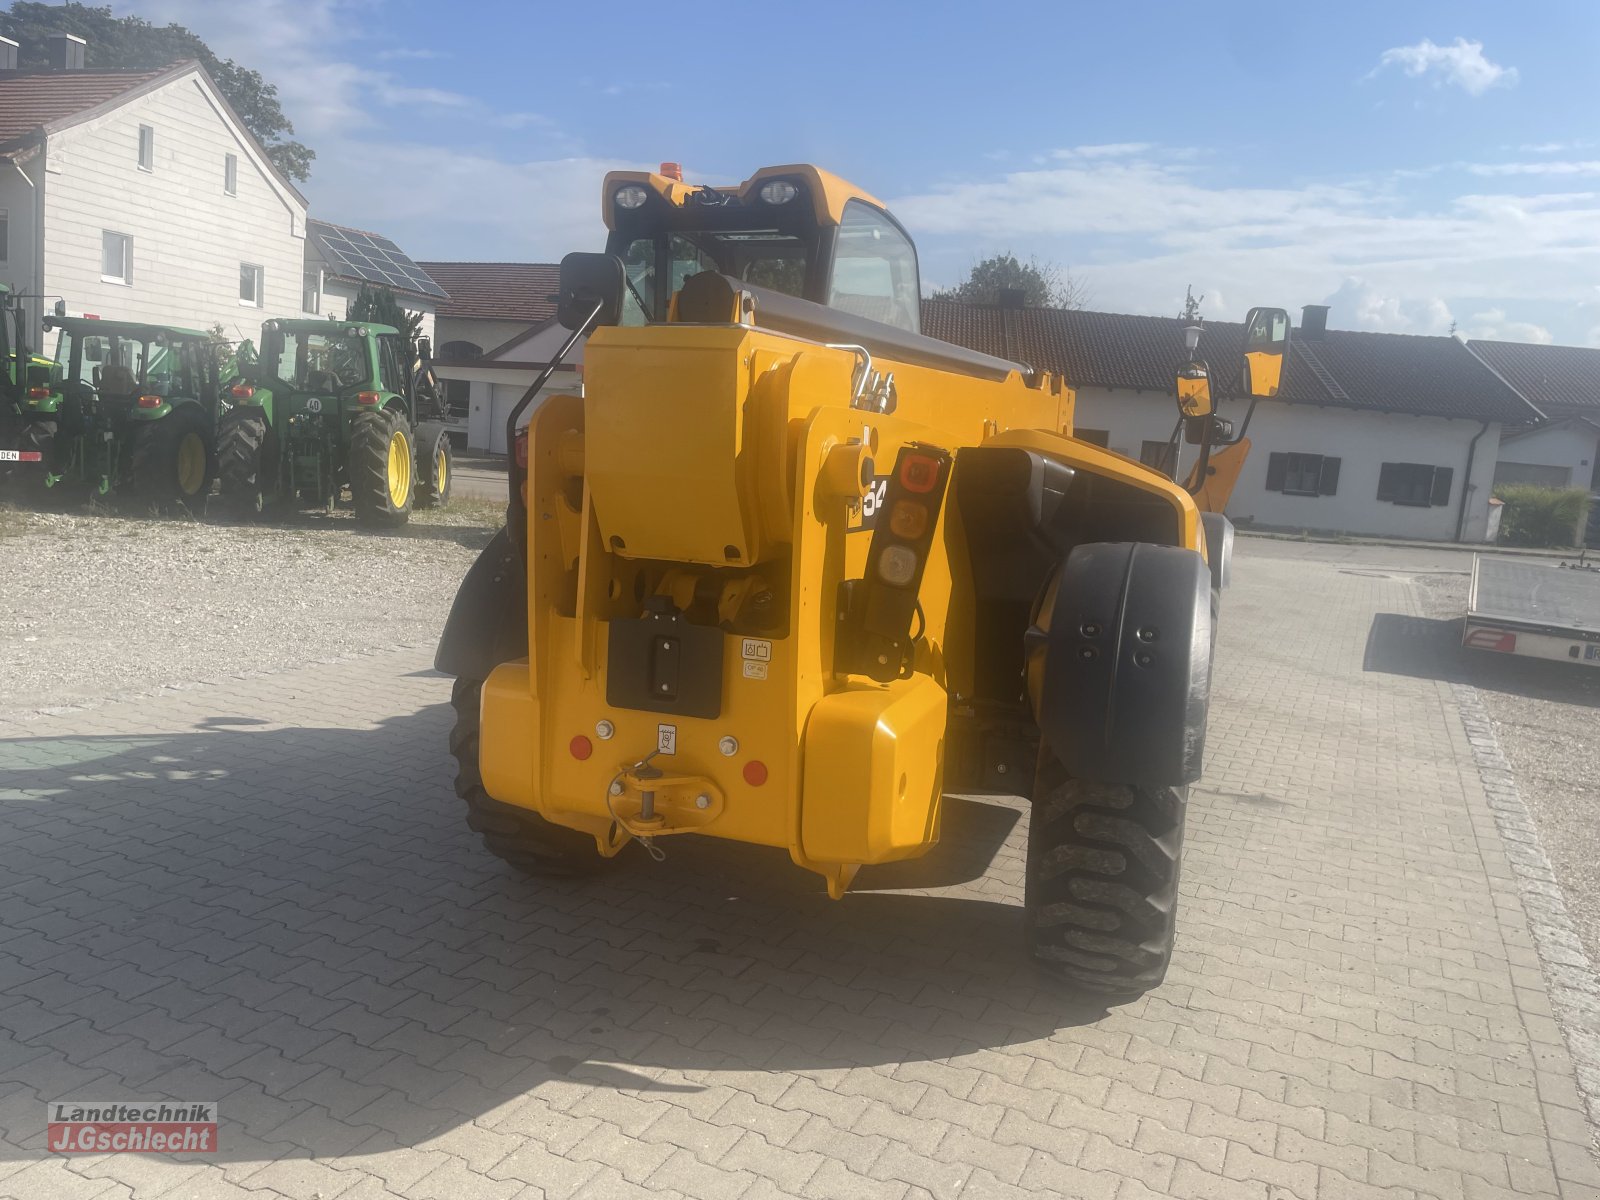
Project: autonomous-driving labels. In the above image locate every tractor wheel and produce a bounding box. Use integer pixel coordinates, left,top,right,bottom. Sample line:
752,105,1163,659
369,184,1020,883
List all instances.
128,407,213,513
450,677,612,877
350,407,413,527
414,421,453,509
1026,744,1187,997
217,408,270,516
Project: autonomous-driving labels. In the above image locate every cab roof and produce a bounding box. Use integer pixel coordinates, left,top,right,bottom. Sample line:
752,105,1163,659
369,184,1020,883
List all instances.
266,317,401,336
601,163,889,230
45,315,211,340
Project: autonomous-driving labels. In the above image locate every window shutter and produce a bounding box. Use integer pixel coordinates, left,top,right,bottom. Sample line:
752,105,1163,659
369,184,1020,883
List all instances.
1265,452,1287,492
1430,466,1454,506
1318,457,1341,495
1377,462,1397,501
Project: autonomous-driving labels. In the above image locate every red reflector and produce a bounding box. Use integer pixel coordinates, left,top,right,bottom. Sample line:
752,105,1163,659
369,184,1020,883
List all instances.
899,453,941,494
569,735,593,760
743,760,768,787
136,395,162,408
514,430,529,469
230,383,255,399
1465,627,1516,653
27,386,50,399
356,391,381,406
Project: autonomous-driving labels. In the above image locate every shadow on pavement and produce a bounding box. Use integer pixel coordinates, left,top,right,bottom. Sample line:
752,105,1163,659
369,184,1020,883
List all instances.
0,707,1102,1164
1364,611,1600,708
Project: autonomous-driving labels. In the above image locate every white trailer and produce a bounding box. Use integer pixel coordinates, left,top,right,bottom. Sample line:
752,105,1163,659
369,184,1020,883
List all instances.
1463,554,1600,667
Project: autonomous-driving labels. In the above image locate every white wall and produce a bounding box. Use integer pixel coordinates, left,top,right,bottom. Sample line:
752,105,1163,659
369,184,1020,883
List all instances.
434,315,533,357
41,71,306,337
0,160,40,333
1495,422,1600,491
1073,385,1503,542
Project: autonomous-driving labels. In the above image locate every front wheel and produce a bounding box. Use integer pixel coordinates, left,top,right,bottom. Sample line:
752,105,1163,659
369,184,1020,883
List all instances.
414,420,453,509
350,407,413,527
217,408,271,517
1026,745,1187,996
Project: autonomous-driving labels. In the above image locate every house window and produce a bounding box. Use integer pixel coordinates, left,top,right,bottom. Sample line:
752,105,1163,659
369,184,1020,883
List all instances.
302,269,321,313
1140,439,1175,475
1075,428,1110,448
1377,461,1453,507
443,378,470,421
225,153,238,196
1264,451,1341,497
138,124,154,171
1494,461,1570,488
239,262,264,307
439,340,484,361
101,231,132,284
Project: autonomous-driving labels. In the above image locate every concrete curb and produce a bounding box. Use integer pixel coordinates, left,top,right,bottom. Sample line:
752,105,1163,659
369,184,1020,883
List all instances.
1237,528,1589,561
1453,682,1600,1138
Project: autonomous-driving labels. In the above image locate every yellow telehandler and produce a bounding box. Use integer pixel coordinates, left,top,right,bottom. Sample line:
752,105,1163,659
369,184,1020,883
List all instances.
437,163,1288,995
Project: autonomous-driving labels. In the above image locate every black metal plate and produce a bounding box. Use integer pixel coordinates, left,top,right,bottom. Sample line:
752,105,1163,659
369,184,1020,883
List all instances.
606,610,724,719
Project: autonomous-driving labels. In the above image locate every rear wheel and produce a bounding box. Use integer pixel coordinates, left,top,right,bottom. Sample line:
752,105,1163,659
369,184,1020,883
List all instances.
127,406,213,512
1026,745,1186,997
414,420,452,509
350,407,412,527
217,408,270,516
450,677,612,877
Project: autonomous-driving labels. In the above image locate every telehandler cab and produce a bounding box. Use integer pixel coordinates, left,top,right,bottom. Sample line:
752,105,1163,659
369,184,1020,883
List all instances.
215,319,452,525
3,314,219,509
437,163,1288,994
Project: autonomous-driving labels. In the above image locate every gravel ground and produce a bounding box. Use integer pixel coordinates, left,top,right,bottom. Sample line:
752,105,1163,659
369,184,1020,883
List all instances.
1410,570,1600,969
0,502,497,718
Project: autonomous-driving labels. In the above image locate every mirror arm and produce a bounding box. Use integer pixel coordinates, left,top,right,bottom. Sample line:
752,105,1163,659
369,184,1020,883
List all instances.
505,298,604,558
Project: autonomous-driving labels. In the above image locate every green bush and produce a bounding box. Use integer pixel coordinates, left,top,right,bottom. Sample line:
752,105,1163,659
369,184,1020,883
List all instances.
1492,484,1591,547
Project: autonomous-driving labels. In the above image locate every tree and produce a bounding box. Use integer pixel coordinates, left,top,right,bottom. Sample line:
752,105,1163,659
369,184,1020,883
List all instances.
931,253,1088,310
0,3,314,183
349,283,423,362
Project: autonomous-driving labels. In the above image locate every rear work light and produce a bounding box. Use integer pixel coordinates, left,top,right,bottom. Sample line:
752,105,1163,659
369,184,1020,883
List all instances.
230,383,256,400
356,391,381,406
136,395,162,408
27,386,50,399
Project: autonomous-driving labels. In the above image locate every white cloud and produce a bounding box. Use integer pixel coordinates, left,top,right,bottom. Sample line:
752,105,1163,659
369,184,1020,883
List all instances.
1372,37,1517,96
1468,160,1600,177
1467,308,1553,344
1054,143,1154,160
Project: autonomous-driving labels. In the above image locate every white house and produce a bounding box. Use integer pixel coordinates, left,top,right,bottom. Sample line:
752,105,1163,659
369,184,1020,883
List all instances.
923,300,1539,543
417,262,570,450
0,41,308,343
1466,340,1600,494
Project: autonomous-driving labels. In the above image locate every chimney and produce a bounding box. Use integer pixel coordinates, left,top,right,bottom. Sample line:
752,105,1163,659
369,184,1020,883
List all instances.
0,37,18,72
47,33,87,70
1300,304,1329,340
996,288,1026,309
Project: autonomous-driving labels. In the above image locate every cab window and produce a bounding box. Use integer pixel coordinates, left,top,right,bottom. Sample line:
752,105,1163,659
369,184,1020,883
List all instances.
378,336,405,393
828,200,921,333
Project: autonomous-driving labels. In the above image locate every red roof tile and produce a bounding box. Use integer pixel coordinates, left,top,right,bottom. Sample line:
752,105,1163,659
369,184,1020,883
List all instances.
921,301,1539,424
0,66,176,149
417,262,559,323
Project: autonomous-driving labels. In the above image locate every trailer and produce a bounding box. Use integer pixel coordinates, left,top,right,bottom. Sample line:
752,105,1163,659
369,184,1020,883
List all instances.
1463,554,1600,667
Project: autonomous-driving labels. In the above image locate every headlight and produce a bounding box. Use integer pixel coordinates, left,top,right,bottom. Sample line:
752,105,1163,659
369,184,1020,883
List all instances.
614,184,649,210
758,180,799,205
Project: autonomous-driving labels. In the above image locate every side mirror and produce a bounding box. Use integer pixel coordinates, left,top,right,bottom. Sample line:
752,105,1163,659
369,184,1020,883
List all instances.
1241,306,1291,398
53,299,67,318
416,336,432,362
1175,363,1213,418
557,252,625,331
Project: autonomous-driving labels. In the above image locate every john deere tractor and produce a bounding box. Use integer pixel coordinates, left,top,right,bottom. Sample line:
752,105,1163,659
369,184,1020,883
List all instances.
2,315,220,509
436,164,1288,995
215,319,452,525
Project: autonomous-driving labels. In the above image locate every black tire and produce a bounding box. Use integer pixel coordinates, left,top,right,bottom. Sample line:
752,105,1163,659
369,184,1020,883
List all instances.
414,420,452,509
449,677,612,877
127,406,213,513
350,407,413,527
217,408,270,516
1026,743,1186,997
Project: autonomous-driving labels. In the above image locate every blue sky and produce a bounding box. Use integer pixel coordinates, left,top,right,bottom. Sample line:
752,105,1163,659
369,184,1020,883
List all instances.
114,0,1600,343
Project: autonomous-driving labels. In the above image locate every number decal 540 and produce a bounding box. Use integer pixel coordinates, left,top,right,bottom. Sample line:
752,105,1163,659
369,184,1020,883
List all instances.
853,476,890,532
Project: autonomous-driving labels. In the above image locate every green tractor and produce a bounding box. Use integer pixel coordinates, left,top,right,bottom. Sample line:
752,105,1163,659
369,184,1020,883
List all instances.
3,315,220,509
0,286,57,483
216,318,452,526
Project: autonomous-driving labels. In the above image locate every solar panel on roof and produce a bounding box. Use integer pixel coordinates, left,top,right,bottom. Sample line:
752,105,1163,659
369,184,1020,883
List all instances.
309,222,448,300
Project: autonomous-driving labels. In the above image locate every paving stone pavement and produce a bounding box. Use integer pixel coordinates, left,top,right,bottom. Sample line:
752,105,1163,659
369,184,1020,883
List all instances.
1,548,1598,1199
